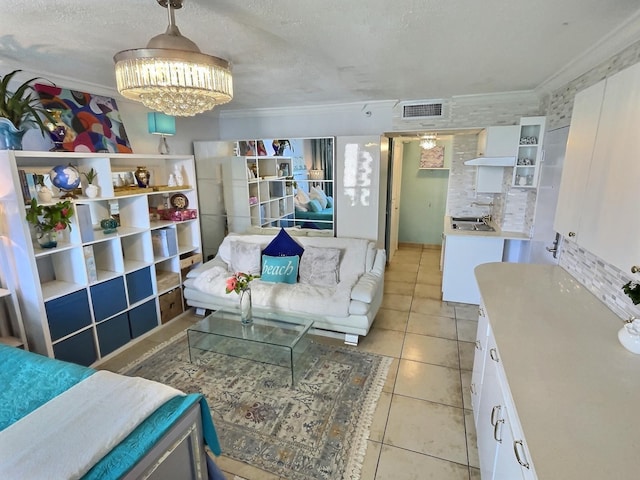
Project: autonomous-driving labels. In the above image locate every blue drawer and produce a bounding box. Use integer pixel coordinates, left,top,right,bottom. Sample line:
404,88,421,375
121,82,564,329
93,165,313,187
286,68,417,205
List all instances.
97,313,131,356
126,267,153,305
46,290,92,341
91,276,127,322
129,300,158,338
53,329,97,366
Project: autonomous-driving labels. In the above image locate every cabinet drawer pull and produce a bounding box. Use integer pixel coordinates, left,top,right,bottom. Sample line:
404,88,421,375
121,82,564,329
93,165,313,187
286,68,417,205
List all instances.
470,383,476,394
475,340,481,350
568,231,576,237
513,440,531,469
632,265,640,274
490,405,501,426
489,348,499,362
493,418,504,443
479,306,485,317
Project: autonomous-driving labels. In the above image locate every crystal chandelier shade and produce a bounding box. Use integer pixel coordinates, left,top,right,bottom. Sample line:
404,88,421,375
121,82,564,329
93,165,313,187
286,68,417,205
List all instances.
420,134,437,150
114,0,232,117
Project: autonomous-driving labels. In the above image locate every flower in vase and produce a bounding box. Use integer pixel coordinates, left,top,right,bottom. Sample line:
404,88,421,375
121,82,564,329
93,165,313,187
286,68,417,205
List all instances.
25,198,74,233
225,272,259,294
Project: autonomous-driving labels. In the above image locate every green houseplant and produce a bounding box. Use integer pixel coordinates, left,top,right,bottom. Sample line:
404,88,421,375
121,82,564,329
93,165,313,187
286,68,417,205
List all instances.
25,198,74,248
0,69,55,149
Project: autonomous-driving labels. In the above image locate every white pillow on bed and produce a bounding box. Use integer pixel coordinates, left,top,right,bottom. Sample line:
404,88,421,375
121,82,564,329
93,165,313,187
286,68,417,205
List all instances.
309,186,328,209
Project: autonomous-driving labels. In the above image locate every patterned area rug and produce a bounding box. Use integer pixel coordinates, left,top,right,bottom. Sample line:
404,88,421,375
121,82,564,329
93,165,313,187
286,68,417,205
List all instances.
121,332,391,480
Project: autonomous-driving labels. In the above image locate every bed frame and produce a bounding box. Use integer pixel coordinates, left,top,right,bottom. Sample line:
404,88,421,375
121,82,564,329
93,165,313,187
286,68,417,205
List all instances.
123,401,208,480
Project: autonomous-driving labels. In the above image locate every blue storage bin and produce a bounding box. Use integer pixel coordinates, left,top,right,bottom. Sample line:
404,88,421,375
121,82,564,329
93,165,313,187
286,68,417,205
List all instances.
46,289,92,341
53,329,97,366
91,276,127,322
129,299,158,338
97,313,131,356
126,267,154,305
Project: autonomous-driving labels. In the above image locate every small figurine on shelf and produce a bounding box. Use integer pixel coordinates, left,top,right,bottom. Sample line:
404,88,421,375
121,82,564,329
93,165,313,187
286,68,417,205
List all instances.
173,164,184,186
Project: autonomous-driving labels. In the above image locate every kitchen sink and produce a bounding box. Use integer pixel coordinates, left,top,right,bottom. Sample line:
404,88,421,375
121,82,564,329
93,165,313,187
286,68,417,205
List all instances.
451,216,485,223
451,220,496,232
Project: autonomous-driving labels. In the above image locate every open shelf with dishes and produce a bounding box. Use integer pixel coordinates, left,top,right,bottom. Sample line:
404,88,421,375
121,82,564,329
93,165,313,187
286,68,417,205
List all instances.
512,117,546,188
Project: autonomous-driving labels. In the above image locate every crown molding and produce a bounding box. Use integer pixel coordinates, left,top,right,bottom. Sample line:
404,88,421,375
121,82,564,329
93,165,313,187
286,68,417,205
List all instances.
535,10,640,96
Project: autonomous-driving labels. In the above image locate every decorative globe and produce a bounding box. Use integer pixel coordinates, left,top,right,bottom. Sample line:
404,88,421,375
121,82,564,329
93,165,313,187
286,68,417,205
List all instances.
49,164,81,198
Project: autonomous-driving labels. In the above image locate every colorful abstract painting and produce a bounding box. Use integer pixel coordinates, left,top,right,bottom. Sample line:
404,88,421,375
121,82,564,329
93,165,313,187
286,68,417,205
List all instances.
35,84,132,153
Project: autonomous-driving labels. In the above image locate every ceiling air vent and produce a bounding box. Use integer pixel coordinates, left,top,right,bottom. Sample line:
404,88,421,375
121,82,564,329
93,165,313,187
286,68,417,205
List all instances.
402,102,443,119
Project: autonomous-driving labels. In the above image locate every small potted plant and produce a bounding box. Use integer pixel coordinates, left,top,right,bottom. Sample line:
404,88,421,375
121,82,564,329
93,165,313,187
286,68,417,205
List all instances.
0,69,56,150
82,168,99,198
25,198,74,248
623,281,640,305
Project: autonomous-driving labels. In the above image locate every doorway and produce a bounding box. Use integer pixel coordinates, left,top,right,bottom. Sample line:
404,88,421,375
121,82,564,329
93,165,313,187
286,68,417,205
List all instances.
385,134,451,259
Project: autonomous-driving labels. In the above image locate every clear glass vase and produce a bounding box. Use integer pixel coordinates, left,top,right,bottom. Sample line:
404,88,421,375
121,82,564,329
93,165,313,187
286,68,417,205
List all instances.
37,230,58,249
239,287,253,325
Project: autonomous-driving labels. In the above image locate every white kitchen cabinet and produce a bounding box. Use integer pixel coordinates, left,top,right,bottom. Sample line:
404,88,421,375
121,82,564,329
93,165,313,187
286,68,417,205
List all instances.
553,81,605,239
475,322,536,480
554,61,640,274
579,61,640,274
471,304,489,426
221,156,294,232
0,151,201,365
442,235,504,304
477,126,520,157
512,117,546,188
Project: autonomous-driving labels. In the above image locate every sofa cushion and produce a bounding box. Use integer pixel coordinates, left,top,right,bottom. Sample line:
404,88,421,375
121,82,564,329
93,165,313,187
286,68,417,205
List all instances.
351,273,379,303
299,246,340,286
262,228,305,258
261,255,299,284
229,240,262,275
326,195,334,208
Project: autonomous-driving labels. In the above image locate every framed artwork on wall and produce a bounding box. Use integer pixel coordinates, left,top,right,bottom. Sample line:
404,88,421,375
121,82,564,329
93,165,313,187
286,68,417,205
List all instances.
34,83,133,153
419,145,445,169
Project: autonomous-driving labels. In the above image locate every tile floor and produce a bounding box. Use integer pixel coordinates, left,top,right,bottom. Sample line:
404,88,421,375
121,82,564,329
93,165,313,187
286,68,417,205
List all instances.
98,244,481,480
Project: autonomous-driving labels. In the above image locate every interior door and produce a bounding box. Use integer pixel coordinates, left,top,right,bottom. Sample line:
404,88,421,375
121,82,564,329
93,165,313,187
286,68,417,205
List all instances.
386,140,404,262
528,126,569,265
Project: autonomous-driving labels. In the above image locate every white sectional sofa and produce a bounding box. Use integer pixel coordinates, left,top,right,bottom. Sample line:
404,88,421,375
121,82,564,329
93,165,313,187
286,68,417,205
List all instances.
183,231,385,344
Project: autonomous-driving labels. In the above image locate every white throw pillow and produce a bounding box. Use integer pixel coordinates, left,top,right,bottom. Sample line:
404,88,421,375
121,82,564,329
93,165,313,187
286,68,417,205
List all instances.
229,240,262,275
309,186,328,210
296,188,311,206
299,246,341,286
294,197,309,212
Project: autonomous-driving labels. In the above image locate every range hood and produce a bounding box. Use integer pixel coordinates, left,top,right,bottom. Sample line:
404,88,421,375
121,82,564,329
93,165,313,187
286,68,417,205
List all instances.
464,156,516,167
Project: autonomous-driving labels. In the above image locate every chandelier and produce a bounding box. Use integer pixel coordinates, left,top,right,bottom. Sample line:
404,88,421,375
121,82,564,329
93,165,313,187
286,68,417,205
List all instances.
420,133,437,150
113,0,233,117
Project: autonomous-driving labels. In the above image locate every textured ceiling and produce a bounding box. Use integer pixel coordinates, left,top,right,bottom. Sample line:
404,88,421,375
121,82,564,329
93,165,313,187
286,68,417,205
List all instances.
1,0,640,112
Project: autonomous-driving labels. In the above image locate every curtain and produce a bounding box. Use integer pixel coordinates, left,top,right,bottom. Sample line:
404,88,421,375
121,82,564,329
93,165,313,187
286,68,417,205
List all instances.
311,138,333,196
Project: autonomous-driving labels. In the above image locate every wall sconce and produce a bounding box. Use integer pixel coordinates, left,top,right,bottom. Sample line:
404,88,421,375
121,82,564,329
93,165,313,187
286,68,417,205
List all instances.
148,112,176,154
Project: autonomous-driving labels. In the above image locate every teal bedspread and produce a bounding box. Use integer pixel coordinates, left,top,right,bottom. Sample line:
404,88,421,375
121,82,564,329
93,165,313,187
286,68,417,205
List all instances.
0,345,221,478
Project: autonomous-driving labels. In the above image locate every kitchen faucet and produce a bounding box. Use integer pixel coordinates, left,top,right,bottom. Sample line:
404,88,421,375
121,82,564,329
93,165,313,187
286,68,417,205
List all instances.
470,201,494,222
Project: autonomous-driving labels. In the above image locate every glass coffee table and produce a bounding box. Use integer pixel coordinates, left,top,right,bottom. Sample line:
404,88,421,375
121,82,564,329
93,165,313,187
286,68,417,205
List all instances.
187,309,314,386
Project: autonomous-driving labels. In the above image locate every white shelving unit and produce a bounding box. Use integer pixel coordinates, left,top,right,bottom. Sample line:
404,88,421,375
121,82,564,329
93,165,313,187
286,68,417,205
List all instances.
512,116,546,188
222,156,294,233
0,150,202,365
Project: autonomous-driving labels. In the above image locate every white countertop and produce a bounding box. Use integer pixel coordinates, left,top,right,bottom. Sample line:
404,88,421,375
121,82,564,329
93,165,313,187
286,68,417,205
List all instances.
444,216,530,240
475,263,639,480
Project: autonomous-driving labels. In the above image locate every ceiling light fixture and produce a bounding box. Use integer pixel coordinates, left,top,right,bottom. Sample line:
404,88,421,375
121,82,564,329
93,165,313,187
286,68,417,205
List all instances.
113,0,233,117
420,134,437,150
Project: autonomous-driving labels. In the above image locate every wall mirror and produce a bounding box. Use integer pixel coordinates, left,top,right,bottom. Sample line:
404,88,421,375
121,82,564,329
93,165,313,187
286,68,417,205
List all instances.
230,137,335,233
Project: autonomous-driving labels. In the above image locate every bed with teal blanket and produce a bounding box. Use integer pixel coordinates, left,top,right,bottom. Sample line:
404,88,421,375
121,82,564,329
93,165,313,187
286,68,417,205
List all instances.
0,345,223,480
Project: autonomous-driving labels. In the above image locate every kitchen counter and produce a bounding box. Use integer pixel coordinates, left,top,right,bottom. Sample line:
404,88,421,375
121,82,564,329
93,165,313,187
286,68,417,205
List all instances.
475,263,639,480
444,215,530,240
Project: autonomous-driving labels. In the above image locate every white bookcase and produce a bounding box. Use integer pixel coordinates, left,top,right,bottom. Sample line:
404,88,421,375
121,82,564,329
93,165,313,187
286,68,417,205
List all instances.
0,150,202,365
222,156,295,233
